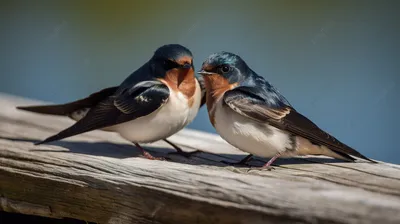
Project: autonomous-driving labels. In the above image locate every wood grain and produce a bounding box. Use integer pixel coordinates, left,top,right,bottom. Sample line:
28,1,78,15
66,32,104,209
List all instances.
0,93,399,224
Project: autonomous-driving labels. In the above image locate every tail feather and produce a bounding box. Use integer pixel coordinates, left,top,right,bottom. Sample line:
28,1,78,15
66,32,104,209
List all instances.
35,137,56,145
17,87,119,145
34,98,122,145
35,127,82,145
17,104,74,116
322,144,377,163
331,147,377,163
296,136,376,163
17,86,119,116
34,125,88,145
329,149,356,162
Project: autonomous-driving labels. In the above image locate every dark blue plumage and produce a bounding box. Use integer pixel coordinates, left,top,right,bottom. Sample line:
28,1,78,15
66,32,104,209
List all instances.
153,44,193,61
202,52,291,109
118,44,194,92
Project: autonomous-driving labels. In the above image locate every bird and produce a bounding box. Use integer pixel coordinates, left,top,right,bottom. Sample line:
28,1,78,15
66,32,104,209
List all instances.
17,44,206,160
197,51,376,169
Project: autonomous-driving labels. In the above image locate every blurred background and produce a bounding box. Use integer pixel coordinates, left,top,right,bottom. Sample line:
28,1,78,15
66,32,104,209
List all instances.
0,0,399,163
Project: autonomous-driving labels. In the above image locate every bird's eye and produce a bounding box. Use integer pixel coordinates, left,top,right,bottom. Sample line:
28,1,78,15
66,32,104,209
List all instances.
163,60,179,70
220,65,230,73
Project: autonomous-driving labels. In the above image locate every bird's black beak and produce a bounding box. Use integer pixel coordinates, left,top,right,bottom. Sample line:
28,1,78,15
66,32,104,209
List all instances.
181,63,192,69
197,70,214,76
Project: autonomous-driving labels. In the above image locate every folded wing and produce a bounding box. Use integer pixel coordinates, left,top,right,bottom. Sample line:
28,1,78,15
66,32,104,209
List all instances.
223,86,374,162
35,80,170,145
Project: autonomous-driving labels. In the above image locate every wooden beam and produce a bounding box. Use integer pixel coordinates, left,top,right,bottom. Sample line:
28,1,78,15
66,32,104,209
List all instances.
0,93,399,224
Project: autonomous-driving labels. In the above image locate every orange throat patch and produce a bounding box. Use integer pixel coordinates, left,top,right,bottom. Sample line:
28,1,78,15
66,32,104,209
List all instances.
203,74,237,126
161,68,196,106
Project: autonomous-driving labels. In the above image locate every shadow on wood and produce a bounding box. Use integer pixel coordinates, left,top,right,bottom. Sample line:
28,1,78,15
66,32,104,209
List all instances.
0,211,93,224
0,136,348,167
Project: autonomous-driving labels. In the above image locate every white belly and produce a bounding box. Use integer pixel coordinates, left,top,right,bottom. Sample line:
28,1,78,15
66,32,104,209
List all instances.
213,99,293,158
114,81,201,143
70,80,202,143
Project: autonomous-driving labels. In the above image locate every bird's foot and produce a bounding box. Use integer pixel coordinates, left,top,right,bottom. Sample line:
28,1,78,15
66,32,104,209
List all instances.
246,154,280,171
142,151,166,161
247,165,276,172
134,142,166,161
262,154,281,170
261,165,276,171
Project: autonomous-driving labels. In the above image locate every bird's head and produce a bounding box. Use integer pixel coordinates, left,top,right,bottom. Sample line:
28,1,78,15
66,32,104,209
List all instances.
198,52,249,96
151,44,194,85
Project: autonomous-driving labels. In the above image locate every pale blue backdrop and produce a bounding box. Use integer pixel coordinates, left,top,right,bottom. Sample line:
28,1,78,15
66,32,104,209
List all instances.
1,0,399,163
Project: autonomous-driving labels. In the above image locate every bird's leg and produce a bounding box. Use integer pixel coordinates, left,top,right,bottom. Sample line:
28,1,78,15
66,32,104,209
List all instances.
164,139,202,158
221,154,253,166
134,143,165,160
261,154,281,170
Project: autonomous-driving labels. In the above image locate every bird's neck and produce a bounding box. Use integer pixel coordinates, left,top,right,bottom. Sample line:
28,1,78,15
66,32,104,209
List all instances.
203,74,238,126
164,68,196,99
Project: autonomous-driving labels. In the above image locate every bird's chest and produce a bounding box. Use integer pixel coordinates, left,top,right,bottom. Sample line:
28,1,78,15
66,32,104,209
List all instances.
161,79,202,127
157,89,193,128
115,81,201,143
213,99,293,157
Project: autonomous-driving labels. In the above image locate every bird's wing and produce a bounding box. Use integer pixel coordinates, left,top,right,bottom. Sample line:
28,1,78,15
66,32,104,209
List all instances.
36,80,170,145
17,86,119,116
223,86,374,162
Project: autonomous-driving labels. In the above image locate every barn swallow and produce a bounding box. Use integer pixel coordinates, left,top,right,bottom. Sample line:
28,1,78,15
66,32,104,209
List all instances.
198,52,376,169
17,44,206,160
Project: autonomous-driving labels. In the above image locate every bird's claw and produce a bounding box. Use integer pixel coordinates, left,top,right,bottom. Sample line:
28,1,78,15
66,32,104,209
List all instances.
142,151,167,161
263,166,276,171
247,166,276,172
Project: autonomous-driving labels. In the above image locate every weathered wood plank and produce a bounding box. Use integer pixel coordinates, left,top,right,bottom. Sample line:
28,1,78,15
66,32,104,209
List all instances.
0,93,400,224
